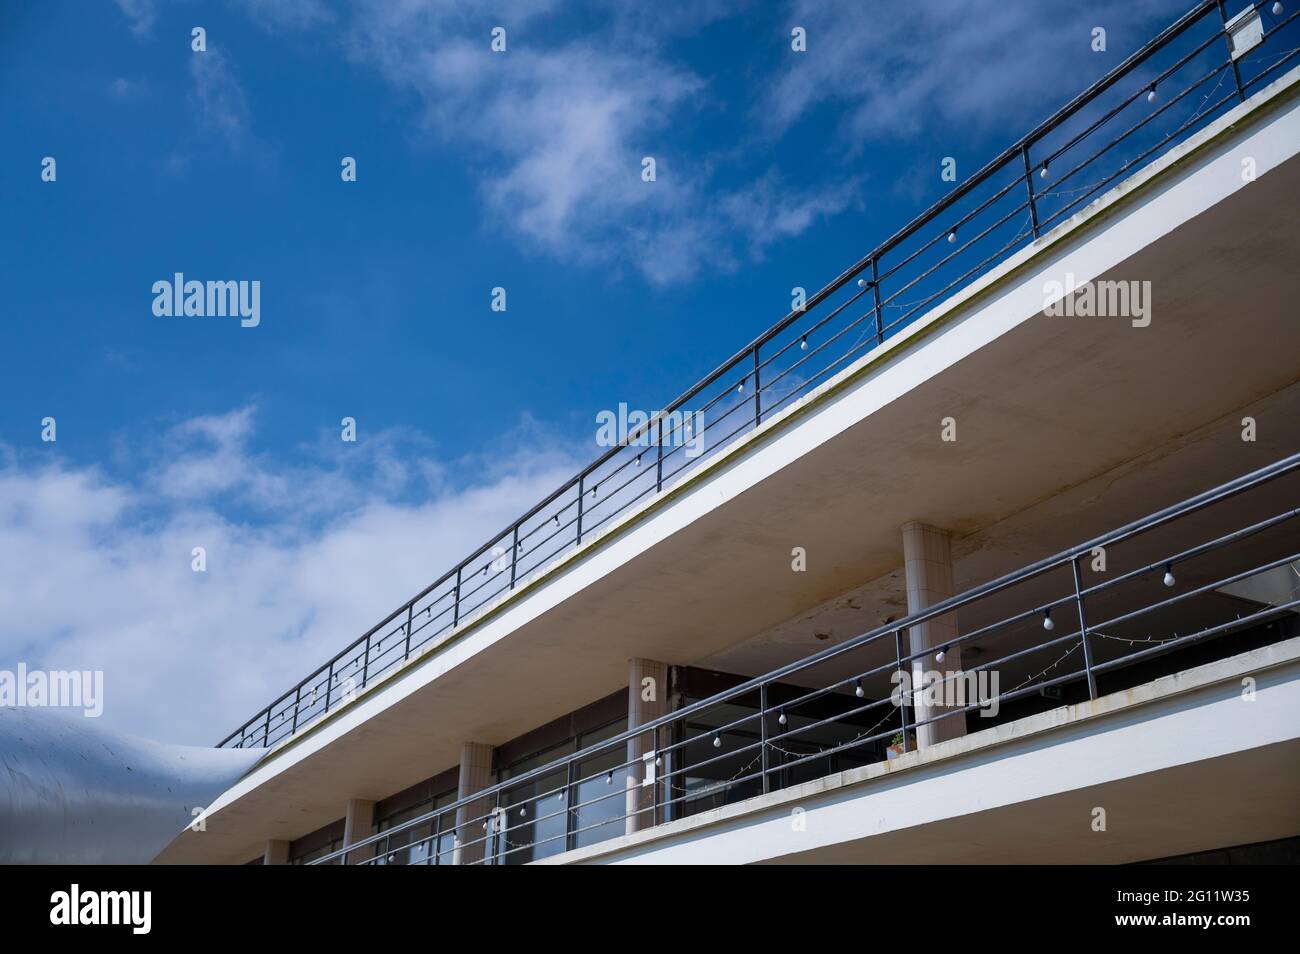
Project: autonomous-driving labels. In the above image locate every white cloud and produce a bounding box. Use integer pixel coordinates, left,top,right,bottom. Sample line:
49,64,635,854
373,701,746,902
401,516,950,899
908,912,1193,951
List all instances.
0,408,580,745
760,0,1181,145
339,0,858,284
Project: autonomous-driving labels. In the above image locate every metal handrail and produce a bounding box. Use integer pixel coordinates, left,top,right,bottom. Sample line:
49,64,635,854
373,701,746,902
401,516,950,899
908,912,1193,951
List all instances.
222,0,1300,749
307,451,1300,863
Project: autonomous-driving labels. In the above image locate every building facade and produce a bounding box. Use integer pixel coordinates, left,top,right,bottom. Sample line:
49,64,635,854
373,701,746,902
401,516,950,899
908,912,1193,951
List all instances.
157,1,1300,866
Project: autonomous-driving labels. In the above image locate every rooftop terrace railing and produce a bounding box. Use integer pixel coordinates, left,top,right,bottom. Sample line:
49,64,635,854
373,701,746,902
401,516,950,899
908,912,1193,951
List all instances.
310,452,1300,864
220,0,1300,750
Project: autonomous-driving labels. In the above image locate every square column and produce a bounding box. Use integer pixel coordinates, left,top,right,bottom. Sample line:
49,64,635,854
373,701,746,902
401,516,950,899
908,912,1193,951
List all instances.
626,658,669,835
263,839,290,865
902,521,966,748
342,798,375,864
453,741,494,865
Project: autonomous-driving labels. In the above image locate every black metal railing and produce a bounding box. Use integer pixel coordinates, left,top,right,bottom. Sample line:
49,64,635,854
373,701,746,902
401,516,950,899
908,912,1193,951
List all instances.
221,0,1300,749
309,452,1300,864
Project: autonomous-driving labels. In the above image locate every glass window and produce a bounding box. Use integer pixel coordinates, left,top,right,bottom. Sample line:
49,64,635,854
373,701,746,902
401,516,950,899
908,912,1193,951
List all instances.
495,739,574,865
571,720,630,849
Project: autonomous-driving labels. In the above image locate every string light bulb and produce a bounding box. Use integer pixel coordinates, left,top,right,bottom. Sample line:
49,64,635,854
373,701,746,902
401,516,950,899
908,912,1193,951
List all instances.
857,278,867,287
1147,86,1158,104
712,734,722,748
854,679,865,698
936,645,947,663
1039,162,1049,179
738,378,746,394
1163,564,1176,587
777,710,787,726
1272,2,1283,15
800,336,807,350
1043,608,1055,631
947,230,957,243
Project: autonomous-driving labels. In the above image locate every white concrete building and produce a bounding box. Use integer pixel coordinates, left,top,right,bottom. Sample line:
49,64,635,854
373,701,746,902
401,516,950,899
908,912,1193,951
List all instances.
158,2,1300,866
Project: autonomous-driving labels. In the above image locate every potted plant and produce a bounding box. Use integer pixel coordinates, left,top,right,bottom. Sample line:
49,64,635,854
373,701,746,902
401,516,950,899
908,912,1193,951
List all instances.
886,731,913,760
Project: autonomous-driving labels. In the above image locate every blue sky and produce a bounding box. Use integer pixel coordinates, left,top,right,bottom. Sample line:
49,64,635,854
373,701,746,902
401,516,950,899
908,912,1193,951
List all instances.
0,0,1189,743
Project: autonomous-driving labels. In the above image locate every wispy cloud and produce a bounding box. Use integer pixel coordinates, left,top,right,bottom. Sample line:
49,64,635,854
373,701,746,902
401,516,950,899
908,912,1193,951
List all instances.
114,0,156,38
760,0,1180,146
0,408,581,744
188,46,253,150
337,0,859,284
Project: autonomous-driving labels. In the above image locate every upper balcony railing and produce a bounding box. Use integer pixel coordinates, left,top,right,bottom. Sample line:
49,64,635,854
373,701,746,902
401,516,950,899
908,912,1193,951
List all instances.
219,0,1300,749
310,452,1300,864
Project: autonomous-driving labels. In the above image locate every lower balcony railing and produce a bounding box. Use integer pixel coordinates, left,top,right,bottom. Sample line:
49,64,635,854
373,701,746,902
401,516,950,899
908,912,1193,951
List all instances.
309,451,1300,864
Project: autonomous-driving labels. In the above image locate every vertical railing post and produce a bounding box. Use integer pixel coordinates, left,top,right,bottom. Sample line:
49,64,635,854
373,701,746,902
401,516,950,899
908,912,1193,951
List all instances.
564,760,577,852
291,684,301,734
656,414,664,493
1022,144,1041,239
1218,0,1246,103
362,633,371,688
1071,556,1099,700
453,565,462,628
870,258,884,344
510,525,519,589
651,730,661,827
752,346,762,426
894,629,911,753
324,659,334,713
576,477,585,545
263,707,271,747
759,682,771,795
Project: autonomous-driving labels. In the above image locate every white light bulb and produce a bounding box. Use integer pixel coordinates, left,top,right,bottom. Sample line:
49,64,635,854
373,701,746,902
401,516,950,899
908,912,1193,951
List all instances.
936,649,946,663
1039,165,1048,179
854,681,864,698
1147,88,1158,104
800,336,807,350
777,712,787,725
947,231,957,243
1272,2,1283,15
712,735,722,748
857,278,867,287
1043,612,1055,631
1163,568,1176,587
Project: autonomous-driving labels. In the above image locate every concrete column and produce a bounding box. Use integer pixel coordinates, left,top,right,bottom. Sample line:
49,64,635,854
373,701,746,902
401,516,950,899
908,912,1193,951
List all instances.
452,741,494,865
626,658,669,835
263,839,290,866
342,798,375,865
902,521,965,748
